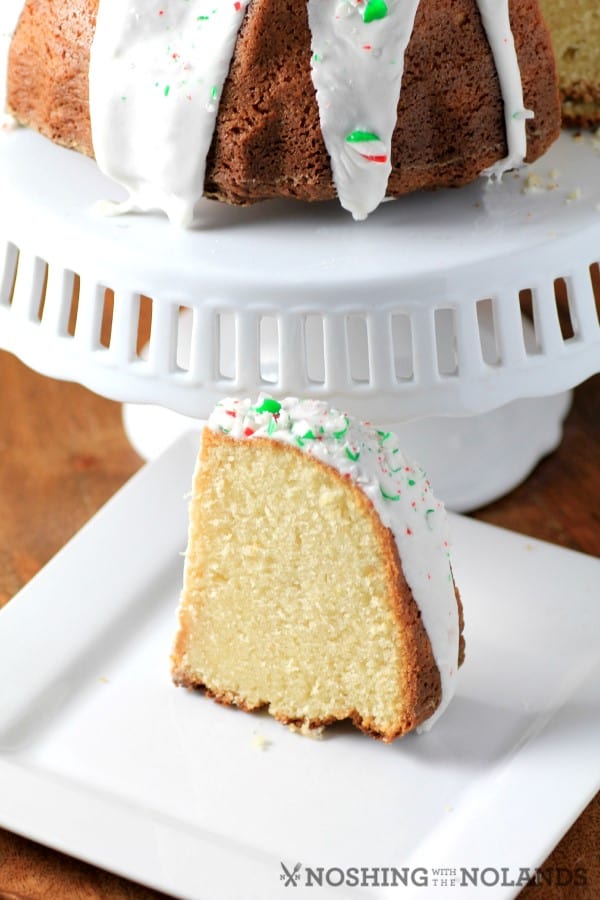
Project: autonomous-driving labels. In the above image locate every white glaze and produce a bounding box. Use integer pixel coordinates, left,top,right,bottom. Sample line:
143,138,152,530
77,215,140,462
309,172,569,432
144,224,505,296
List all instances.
476,0,534,180
307,0,532,213
308,0,421,221
0,0,25,129
5,0,532,223
208,395,460,731
89,0,248,226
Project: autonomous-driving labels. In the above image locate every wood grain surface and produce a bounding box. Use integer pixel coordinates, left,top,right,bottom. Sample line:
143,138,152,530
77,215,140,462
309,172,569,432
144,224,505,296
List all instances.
0,348,597,900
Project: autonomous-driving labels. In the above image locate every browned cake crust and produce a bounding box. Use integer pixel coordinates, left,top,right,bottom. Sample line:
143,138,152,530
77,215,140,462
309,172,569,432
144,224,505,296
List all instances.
559,83,600,128
7,0,560,207
8,0,96,155
171,430,465,742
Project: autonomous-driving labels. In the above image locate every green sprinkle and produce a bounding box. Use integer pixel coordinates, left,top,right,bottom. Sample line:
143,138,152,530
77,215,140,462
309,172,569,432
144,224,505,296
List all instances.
256,398,281,415
333,418,349,440
407,478,416,486
267,417,276,436
296,437,305,448
345,448,360,462
377,430,391,442
380,486,400,501
363,0,388,23
312,52,321,63
210,85,219,101
346,129,381,144
164,84,171,97
302,430,316,440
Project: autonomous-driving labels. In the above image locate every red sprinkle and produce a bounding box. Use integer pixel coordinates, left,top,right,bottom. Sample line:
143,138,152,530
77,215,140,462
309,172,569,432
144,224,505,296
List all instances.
234,0,241,8
226,410,236,417
406,527,413,536
244,427,255,436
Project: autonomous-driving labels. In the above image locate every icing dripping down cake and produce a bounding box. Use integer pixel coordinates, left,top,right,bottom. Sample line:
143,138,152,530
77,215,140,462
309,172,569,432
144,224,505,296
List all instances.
2,0,560,224
171,397,465,742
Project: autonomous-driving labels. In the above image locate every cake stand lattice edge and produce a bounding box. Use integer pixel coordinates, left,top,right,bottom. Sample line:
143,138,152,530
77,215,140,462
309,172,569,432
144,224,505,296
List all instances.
0,226,598,423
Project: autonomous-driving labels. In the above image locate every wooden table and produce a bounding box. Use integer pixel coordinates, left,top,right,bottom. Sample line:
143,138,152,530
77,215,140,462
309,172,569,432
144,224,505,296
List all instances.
0,349,597,900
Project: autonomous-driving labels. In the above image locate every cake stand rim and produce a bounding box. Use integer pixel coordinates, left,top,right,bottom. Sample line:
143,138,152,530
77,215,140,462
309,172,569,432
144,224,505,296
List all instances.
0,127,598,423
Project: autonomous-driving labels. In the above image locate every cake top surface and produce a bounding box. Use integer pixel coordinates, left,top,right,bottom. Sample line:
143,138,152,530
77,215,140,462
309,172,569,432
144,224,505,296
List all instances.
208,394,443,527
208,394,460,730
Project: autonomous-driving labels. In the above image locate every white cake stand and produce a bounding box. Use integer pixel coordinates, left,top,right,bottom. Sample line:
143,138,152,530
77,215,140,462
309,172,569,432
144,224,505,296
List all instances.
0,128,598,510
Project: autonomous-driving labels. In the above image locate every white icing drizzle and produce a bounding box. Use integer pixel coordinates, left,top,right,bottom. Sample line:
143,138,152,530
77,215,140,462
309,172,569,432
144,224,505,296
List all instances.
89,0,248,226
307,0,532,216
0,0,25,129
208,395,460,731
307,0,420,221
4,0,531,223
475,0,534,179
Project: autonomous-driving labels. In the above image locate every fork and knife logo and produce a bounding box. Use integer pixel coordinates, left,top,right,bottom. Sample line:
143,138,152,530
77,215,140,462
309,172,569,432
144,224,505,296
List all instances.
280,861,303,886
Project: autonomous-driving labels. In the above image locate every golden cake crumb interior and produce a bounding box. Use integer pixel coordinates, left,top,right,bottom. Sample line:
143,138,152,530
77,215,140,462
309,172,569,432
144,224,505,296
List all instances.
539,0,600,126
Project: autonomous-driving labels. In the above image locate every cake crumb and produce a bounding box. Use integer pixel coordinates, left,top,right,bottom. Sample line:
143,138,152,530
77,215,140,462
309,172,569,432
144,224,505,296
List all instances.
565,188,582,203
522,172,544,194
288,722,324,740
251,732,272,750
522,168,564,195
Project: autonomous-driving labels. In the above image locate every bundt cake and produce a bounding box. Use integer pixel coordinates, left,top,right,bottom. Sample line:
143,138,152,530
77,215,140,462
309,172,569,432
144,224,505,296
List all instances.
2,0,560,224
171,397,465,742
539,0,600,127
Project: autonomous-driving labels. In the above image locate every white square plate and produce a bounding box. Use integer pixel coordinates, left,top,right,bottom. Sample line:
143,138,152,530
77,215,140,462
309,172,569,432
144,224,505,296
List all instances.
0,432,598,900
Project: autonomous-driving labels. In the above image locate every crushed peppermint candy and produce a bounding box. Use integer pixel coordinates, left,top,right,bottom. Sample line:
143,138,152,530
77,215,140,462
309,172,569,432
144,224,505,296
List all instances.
209,395,442,524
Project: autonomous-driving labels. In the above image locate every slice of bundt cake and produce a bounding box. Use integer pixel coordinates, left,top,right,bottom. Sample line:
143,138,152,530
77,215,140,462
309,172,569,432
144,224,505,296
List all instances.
171,397,464,742
3,0,560,224
539,0,600,127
